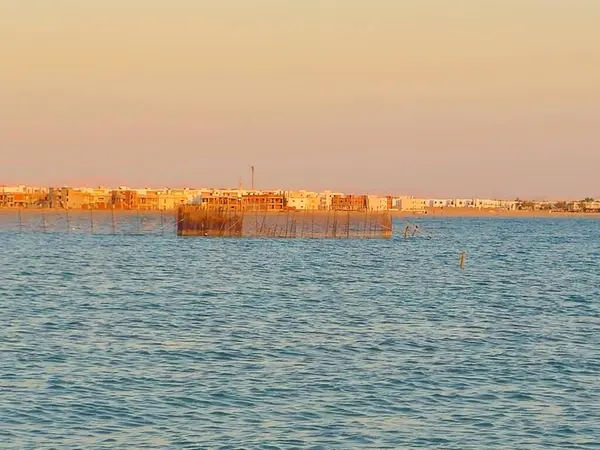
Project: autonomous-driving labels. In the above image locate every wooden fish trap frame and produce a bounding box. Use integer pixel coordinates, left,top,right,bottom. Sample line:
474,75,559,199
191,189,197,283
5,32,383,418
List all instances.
176,206,393,239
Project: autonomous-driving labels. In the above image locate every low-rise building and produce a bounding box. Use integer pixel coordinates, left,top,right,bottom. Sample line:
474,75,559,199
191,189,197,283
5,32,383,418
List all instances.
366,195,388,211
111,189,138,210
428,199,450,208
331,194,367,211
449,198,474,208
243,192,286,211
285,191,309,210
499,200,518,210
48,187,90,209
284,190,321,210
316,190,343,210
1,185,48,208
89,187,112,209
155,189,194,209
574,200,600,212
397,196,427,211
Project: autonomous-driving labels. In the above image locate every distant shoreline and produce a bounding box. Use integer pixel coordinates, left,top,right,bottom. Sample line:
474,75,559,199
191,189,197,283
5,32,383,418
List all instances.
0,207,598,219
400,208,600,218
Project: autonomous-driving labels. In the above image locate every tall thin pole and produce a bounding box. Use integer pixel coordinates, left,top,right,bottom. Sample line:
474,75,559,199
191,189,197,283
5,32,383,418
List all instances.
136,207,141,234
346,210,350,239
284,210,290,238
90,205,94,234
160,208,165,235
273,210,281,238
65,208,70,233
300,207,307,239
18,207,22,232
459,252,467,270
251,166,255,191
259,209,267,237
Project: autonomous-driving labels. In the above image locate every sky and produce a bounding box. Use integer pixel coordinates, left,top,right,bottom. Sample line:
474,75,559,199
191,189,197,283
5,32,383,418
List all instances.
1,0,599,199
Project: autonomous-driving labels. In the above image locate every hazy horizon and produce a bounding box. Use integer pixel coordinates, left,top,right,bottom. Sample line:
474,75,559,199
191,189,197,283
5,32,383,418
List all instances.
2,1,599,198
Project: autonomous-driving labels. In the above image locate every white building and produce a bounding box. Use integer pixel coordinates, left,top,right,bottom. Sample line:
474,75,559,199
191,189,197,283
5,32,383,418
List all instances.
450,198,474,208
428,199,450,208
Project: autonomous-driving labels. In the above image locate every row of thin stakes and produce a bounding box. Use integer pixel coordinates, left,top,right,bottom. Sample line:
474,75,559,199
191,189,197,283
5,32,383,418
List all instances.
8,208,176,235
5,207,392,238
5,207,468,267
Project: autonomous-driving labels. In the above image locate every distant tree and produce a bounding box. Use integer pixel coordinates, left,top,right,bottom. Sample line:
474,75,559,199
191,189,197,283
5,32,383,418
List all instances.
583,197,595,202
554,201,568,211
520,201,535,210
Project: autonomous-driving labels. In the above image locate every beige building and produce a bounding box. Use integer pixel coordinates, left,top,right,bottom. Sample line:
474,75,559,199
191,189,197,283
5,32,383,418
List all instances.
317,190,343,210
285,190,320,210
366,195,388,211
48,187,91,209
88,187,112,209
1,185,48,208
155,189,197,209
398,196,427,211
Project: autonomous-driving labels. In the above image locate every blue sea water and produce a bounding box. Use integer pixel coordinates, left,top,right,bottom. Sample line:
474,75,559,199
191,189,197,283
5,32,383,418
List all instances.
1,217,600,449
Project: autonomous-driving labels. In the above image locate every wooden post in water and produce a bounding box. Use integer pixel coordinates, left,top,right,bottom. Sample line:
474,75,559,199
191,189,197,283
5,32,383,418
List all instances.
160,208,165,235
90,205,95,234
332,210,338,238
299,209,304,238
291,212,298,238
284,210,290,238
136,207,141,234
259,209,267,237
18,207,23,232
176,206,183,236
273,211,281,238
111,206,117,234
346,210,351,239
459,252,467,270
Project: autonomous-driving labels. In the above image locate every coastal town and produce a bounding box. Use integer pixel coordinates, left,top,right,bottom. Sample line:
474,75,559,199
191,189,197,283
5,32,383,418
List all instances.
1,184,599,213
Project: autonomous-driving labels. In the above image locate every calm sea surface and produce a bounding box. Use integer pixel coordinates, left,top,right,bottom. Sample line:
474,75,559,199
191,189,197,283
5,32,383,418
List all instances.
1,216,600,449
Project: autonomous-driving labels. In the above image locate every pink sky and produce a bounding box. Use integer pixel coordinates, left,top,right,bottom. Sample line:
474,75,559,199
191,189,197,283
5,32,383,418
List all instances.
1,0,599,198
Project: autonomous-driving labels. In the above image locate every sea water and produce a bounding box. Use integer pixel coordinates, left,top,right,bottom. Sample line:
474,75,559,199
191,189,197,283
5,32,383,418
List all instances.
1,217,599,449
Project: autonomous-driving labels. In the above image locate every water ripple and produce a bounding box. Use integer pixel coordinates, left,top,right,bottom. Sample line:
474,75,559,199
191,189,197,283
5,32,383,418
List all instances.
1,217,600,448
